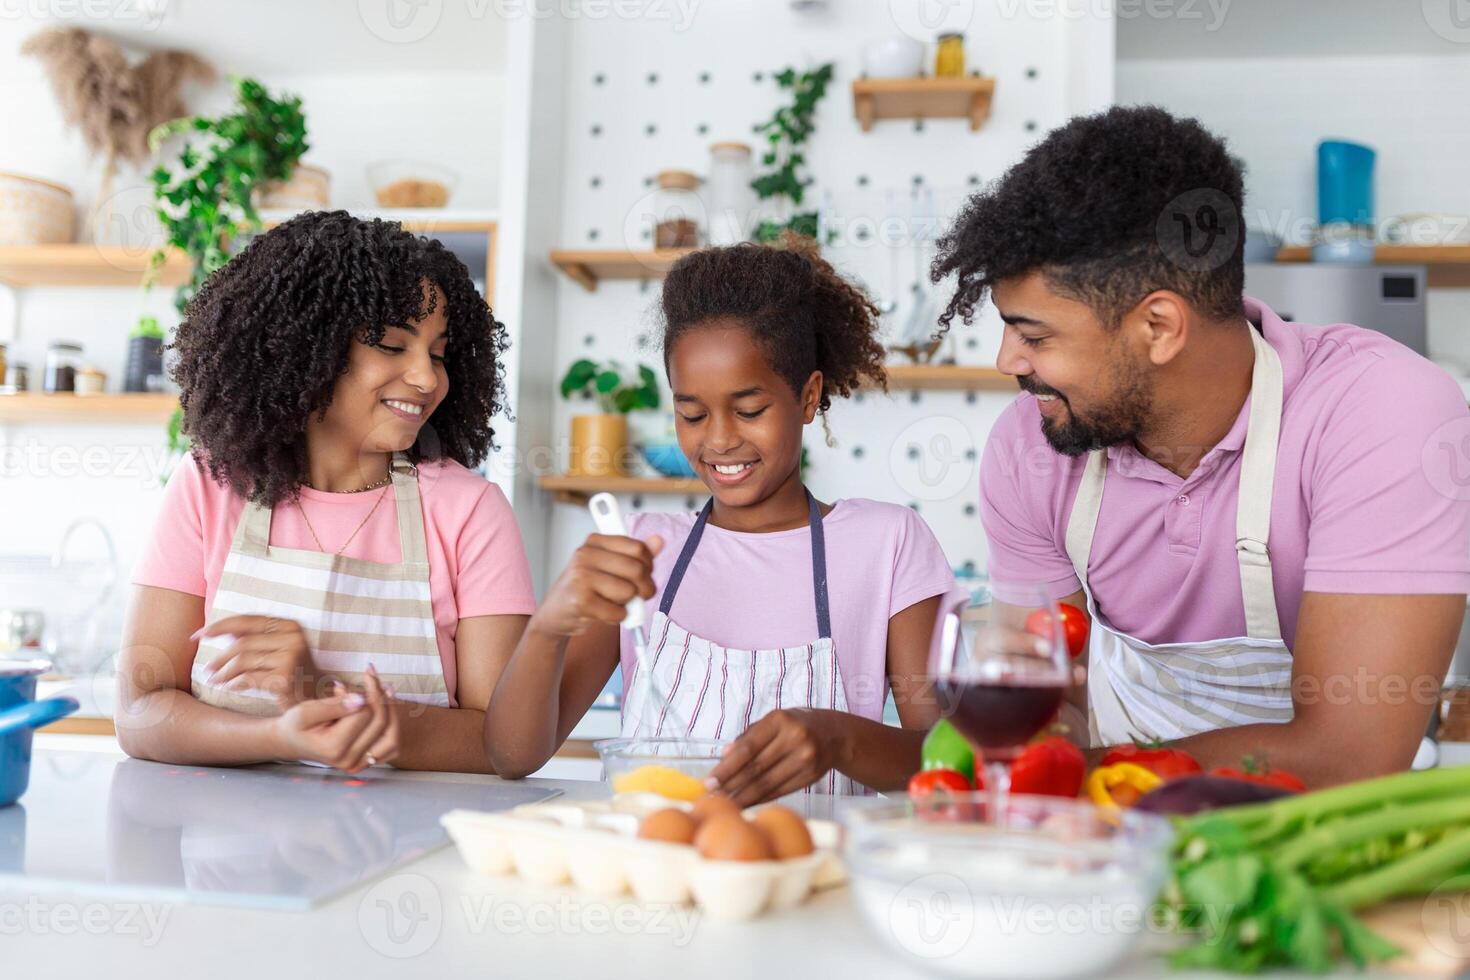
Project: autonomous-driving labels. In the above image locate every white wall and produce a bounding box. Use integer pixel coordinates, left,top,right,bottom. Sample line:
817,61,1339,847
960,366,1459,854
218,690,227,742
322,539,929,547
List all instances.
0,13,506,670
528,0,1115,588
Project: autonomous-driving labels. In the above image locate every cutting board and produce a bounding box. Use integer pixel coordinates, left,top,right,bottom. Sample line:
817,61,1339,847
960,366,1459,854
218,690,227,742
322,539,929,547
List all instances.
1360,892,1470,976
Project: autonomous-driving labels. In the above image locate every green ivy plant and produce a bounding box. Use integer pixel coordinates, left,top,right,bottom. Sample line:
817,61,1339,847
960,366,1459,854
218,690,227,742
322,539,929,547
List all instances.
145,76,309,314
751,63,835,243
559,360,661,415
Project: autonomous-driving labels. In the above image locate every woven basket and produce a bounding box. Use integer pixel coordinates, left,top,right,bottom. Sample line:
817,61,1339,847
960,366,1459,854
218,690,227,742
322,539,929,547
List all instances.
256,163,331,211
0,172,75,245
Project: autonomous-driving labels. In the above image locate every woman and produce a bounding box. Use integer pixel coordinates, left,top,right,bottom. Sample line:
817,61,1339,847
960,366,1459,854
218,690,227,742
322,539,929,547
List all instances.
117,211,534,774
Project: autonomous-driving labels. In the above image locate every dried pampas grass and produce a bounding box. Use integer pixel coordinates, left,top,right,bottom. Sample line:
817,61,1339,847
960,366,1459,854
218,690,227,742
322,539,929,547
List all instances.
22,27,214,169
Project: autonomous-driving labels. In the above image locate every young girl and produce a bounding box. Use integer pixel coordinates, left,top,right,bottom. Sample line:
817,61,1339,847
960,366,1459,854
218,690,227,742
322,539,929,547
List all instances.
118,211,535,774
486,236,958,801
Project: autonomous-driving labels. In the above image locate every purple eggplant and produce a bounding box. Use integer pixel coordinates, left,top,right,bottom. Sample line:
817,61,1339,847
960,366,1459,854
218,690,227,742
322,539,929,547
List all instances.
1133,774,1294,816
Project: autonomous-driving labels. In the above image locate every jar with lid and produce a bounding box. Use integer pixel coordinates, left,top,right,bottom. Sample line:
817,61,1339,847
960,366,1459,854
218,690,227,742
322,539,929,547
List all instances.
2,362,28,394
44,342,82,393
936,32,965,77
652,170,702,249
706,143,755,246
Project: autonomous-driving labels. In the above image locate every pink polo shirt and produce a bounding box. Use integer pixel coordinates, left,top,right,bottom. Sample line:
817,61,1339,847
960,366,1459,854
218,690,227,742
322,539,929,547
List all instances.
981,297,1470,650
131,453,537,704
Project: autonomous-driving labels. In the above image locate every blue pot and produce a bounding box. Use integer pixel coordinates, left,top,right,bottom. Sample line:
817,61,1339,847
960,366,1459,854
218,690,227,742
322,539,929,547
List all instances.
0,660,79,807
640,441,697,478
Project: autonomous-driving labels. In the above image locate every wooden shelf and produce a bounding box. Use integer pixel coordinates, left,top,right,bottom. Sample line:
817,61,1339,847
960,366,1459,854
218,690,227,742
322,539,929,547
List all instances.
539,473,706,505
0,392,178,425
0,244,190,288
1274,244,1470,288
852,76,996,133
549,249,695,291
881,364,1014,391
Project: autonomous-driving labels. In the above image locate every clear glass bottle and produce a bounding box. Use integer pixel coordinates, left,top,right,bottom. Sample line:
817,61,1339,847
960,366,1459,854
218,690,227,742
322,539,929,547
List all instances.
652,170,702,248
706,143,755,246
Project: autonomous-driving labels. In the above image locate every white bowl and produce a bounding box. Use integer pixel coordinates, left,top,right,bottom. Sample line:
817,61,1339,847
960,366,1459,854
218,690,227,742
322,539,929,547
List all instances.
842,794,1173,979
864,37,925,79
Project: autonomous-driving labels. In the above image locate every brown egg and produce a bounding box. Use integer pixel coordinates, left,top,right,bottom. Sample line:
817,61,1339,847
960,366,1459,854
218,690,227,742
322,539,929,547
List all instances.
694,814,774,862
637,808,698,845
689,792,742,827
750,805,815,859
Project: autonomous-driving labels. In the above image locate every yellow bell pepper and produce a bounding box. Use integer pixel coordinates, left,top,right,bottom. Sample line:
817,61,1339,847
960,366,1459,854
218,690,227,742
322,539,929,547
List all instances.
1087,762,1163,808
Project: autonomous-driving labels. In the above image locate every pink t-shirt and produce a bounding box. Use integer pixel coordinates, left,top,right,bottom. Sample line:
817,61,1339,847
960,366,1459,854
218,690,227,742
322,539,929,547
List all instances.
132,453,537,705
621,499,959,718
981,296,1470,650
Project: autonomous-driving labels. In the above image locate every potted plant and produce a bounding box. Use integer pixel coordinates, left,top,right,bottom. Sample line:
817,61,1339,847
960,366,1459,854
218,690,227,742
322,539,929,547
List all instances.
559,360,660,477
124,315,165,393
751,63,835,242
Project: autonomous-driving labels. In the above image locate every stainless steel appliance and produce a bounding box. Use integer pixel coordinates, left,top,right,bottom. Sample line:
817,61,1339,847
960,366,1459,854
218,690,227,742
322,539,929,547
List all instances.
1244,263,1427,355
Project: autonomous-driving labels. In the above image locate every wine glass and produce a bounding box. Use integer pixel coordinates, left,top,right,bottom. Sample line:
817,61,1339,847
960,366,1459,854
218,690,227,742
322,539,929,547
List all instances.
928,582,1072,818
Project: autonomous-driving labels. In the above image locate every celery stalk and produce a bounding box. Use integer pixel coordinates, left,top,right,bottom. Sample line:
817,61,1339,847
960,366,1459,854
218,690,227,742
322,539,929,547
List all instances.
1323,828,1470,910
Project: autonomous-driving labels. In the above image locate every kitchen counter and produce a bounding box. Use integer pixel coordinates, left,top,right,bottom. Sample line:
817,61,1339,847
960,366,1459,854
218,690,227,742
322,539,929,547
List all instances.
2,738,1211,980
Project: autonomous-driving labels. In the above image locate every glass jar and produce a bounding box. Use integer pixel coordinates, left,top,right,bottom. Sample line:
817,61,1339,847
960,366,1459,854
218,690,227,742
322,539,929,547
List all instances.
652,170,702,249
706,143,755,246
44,342,82,393
75,367,106,395
936,32,965,78
2,362,28,393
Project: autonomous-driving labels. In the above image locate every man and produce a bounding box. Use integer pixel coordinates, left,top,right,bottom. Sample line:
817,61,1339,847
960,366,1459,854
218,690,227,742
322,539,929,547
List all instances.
934,106,1470,786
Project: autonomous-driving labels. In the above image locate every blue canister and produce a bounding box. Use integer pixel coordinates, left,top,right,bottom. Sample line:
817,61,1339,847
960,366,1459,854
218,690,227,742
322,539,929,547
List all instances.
1317,140,1376,228
0,659,79,807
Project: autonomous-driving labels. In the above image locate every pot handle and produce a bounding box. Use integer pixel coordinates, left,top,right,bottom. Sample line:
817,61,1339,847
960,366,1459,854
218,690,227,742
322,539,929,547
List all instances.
0,696,80,737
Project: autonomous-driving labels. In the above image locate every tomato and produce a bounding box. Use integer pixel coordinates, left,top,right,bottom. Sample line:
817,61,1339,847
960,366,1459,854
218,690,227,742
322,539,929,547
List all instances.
1009,736,1087,798
1101,742,1203,781
907,768,972,798
1024,602,1089,659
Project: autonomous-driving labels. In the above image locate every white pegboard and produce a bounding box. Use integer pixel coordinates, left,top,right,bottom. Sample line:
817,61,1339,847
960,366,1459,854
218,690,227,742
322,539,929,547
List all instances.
538,0,1113,579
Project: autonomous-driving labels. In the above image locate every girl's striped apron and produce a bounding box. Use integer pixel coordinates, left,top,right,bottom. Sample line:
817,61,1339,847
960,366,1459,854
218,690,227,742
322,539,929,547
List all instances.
619,491,863,795
1065,324,1294,746
190,453,449,716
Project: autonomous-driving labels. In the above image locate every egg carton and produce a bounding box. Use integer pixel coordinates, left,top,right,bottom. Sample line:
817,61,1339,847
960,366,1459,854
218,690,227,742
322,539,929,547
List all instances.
441,793,847,921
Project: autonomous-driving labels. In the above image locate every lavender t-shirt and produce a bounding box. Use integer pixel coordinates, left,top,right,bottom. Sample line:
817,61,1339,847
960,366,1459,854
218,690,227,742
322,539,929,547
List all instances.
622,499,959,720
981,296,1470,650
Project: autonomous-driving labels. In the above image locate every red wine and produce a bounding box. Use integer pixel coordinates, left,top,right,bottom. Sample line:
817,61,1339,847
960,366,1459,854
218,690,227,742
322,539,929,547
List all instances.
936,678,1066,752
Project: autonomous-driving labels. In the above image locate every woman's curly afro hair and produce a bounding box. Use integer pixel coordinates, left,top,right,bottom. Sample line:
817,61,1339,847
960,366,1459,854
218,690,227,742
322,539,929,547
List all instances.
660,231,887,417
932,105,1247,331
171,210,509,506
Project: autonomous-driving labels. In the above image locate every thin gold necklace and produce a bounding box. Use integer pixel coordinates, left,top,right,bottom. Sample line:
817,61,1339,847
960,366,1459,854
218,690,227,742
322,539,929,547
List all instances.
298,487,390,556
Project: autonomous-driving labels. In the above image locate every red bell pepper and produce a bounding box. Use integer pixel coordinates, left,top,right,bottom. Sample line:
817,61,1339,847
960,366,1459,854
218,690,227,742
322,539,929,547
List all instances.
1007,736,1087,798
1101,741,1203,781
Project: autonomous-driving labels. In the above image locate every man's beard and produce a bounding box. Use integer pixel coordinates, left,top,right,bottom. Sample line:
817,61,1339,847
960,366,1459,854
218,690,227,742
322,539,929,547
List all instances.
1019,357,1152,458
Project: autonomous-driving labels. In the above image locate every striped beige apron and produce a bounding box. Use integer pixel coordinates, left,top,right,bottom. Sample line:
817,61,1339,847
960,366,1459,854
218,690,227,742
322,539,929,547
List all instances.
1065,324,1294,746
191,453,449,716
